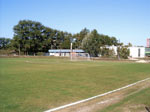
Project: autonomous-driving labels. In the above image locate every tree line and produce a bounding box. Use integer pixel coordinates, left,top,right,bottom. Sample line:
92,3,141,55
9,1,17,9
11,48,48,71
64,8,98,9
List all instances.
0,20,129,58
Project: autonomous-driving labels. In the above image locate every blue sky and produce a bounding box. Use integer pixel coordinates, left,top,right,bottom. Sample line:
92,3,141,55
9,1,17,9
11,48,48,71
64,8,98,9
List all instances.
0,0,150,46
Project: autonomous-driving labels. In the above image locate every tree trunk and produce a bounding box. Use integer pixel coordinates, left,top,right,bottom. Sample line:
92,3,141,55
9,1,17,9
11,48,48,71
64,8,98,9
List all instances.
19,44,20,56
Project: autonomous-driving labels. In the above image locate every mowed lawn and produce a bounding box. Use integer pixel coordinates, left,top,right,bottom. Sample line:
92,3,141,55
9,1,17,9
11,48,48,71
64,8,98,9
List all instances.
0,57,150,112
100,87,150,112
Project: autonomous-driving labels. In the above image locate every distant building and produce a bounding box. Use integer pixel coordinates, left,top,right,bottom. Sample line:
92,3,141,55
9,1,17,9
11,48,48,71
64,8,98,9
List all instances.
145,47,150,56
107,46,145,58
48,47,147,58
48,49,84,57
128,47,145,58
147,38,150,47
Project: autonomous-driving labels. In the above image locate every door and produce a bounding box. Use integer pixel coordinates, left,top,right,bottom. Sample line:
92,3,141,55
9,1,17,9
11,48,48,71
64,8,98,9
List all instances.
138,48,140,57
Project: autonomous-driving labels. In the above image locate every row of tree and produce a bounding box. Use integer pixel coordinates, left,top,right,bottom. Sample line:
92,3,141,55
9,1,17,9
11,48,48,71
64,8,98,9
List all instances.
0,38,11,49
0,20,129,58
81,29,118,57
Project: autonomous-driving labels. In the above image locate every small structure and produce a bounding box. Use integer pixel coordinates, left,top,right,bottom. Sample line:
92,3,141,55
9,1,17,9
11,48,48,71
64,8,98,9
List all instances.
48,49,84,57
147,38,150,47
145,47,150,56
48,46,146,58
107,46,145,58
128,47,145,58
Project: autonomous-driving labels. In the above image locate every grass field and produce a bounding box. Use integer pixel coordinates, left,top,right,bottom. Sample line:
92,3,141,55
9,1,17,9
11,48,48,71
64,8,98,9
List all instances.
0,57,150,112
100,87,150,112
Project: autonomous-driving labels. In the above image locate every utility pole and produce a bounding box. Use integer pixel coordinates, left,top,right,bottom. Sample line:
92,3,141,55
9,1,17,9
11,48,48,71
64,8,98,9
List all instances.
70,42,73,61
70,38,76,61
19,43,20,56
117,39,121,60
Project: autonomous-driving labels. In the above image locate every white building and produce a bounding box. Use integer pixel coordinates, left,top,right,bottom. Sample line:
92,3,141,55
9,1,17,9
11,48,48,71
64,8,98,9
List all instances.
128,47,145,58
107,46,145,58
48,46,146,58
48,49,84,57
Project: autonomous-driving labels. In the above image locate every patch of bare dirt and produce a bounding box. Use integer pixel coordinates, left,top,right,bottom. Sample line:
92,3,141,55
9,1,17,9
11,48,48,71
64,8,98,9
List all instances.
122,104,146,112
54,79,150,112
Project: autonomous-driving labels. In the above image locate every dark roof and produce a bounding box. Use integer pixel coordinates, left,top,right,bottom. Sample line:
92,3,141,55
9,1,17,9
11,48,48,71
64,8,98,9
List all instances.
48,49,84,53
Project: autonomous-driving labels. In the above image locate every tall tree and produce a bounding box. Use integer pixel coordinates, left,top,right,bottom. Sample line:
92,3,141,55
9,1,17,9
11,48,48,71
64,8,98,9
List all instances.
117,46,129,59
0,38,11,49
73,28,90,48
81,30,119,57
11,19,121,57
13,20,45,55
81,29,100,57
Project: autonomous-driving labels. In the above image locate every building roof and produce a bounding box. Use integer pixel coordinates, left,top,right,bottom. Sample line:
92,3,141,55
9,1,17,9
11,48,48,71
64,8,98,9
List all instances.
48,49,84,53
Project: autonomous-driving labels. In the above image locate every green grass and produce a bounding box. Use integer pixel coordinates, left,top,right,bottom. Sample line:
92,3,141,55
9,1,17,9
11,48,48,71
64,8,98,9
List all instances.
0,57,150,112
100,87,150,112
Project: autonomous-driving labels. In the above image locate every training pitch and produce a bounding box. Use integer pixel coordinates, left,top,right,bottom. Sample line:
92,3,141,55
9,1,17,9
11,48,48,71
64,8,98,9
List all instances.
0,57,150,112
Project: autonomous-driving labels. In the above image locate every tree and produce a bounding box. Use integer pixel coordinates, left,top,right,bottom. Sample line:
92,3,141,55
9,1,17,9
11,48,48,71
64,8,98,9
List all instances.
73,28,90,48
117,46,130,59
42,27,53,52
98,35,118,46
127,42,132,47
61,36,71,49
0,38,11,49
13,20,45,55
81,29,100,57
11,35,21,55
100,47,115,57
79,28,90,42
111,37,118,46
12,20,75,55
81,29,119,57
11,19,120,57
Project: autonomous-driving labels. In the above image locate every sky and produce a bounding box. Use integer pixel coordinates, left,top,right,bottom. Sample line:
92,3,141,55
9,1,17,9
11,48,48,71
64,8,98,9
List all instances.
0,0,150,46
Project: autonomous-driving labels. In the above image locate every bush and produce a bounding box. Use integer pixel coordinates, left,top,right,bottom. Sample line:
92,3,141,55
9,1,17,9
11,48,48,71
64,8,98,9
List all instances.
117,47,130,59
0,49,16,56
37,52,44,56
100,47,115,58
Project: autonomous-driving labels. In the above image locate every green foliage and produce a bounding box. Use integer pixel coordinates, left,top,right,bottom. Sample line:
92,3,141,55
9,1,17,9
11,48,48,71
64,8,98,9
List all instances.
12,20,73,55
0,38,11,49
11,20,119,56
13,20,45,55
99,35,118,46
78,28,90,42
73,28,90,48
127,42,132,47
81,29,118,57
82,29,100,57
100,47,115,57
36,52,44,56
61,36,71,49
0,49,13,55
117,46,130,59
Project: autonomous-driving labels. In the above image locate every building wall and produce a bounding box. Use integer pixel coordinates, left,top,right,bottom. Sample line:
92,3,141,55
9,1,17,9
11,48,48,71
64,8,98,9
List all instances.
147,38,150,47
107,46,118,55
129,47,145,58
107,46,145,58
49,53,60,56
48,49,84,57
49,53,70,57
49,47,146,58
145,47,150,56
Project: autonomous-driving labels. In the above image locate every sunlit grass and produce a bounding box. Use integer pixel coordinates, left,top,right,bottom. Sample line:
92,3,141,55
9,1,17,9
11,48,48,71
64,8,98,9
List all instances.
100,87,150,112
0,57,150,112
